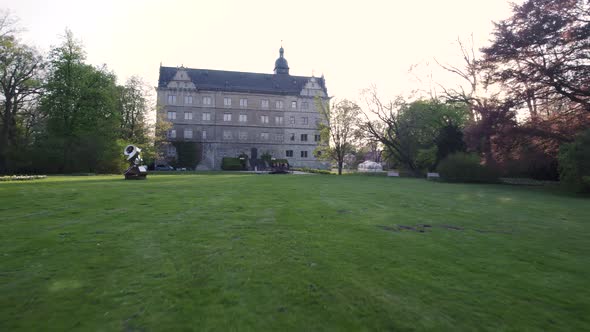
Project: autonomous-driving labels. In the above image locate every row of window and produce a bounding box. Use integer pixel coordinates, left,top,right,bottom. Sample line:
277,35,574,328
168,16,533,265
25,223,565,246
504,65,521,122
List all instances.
286,150,309,158
166,145,312,159
167,94,310,110
167,111,315,125
167,129,320,142
290,134,321,142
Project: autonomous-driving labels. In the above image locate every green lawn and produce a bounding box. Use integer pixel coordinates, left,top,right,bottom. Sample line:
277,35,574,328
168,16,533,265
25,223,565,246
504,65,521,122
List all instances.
1,174,589,331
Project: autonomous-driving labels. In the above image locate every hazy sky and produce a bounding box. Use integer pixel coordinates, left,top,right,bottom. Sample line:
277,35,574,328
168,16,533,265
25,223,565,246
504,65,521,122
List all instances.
2,0,522,100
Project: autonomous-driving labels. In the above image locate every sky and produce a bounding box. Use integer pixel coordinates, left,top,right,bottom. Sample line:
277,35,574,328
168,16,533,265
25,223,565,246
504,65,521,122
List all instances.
2,0,522,102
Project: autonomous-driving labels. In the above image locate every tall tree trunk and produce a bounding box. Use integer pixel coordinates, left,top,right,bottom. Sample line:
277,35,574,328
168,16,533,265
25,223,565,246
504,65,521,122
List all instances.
0,99,13,173
338,161,343,175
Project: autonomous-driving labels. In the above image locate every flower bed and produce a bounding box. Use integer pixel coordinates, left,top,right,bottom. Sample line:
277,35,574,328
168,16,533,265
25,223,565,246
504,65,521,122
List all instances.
0,175,47,182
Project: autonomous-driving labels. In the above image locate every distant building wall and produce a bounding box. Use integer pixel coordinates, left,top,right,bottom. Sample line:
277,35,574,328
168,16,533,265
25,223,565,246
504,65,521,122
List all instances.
156,49,330,170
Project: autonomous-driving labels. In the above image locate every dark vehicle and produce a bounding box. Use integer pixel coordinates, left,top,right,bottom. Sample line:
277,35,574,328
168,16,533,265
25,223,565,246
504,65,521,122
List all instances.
155,165,174,171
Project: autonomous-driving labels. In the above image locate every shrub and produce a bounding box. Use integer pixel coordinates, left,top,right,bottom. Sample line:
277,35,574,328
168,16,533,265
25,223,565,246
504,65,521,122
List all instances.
260,152,272,163
437,153,499,183
502,146,559,181
558,129,590,193
221,157,244,171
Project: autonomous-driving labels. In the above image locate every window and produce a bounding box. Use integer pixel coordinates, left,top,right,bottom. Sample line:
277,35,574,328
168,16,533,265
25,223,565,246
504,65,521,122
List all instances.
275,134,284,141
223,130,232,140
286,150,293,157
301,151,308,158
167,95,176,105
275,100,283,109
301,134,308,141
239,131,247,140
260,115,269,124
168,129,176,139
261,132,269,140
224,97,231,106
261,99,269,108
184,96,193,104
166,145,176,157
275,116,283,125
314,134,321,142
224,113,232,122
167,111,176,120
290,133,295,141
302,102,309,110
239,114,247,122
184,129,193,139
202,130,207,140
290,116,295,124
202,112,211,121
291,101,297,109
203,96,212,105
240,98,248,108
184,112,193,120
301,117,308,125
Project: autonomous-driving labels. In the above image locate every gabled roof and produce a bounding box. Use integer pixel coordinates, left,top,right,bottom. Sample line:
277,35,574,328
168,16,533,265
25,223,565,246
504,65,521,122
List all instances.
158,66,327,97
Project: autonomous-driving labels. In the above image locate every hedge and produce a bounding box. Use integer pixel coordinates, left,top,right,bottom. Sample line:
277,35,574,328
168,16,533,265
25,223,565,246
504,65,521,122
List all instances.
436,153,499,183
291,167,332,175
221,157,244,171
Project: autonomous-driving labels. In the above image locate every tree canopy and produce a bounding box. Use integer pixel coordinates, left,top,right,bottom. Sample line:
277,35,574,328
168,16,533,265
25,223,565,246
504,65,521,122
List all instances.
482,0,590,114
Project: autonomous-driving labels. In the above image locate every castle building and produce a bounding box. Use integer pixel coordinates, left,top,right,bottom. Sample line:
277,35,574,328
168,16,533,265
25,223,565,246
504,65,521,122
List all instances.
156,47,329,170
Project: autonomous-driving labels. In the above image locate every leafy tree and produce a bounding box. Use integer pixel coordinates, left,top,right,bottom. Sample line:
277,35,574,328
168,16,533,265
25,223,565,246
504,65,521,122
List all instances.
362,86,469,172
0,11,44,173
117,76,150,143
463,99,517,166
171,141,201,169
558,129,590,193
435,124,466,165
38,29,120,173
315,99,361,175
482,0,590,113
152,110,172,166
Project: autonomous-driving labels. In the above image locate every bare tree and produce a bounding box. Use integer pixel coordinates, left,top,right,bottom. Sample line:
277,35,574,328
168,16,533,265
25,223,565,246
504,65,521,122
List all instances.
360,86,419,171
315,99,361,175
434,35,487,120
0,10,21,39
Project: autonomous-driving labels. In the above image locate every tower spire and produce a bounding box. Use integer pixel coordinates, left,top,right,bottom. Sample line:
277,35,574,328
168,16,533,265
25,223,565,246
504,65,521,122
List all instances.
274,43,289,75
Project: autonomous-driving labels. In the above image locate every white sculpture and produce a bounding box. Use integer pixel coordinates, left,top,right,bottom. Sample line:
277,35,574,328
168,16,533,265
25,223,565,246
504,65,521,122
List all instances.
358,160,383,172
